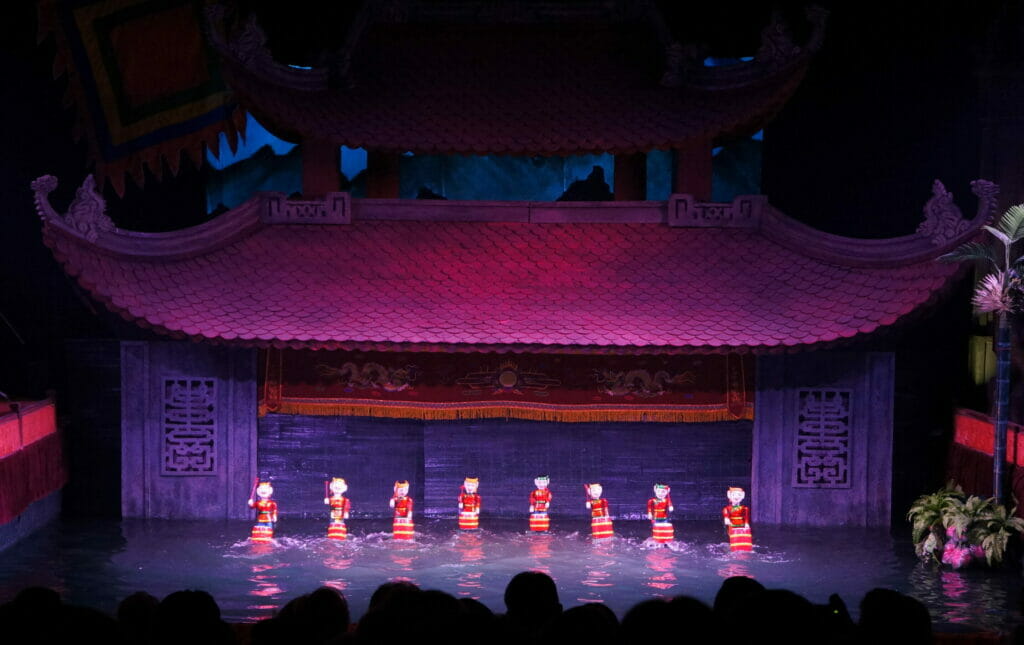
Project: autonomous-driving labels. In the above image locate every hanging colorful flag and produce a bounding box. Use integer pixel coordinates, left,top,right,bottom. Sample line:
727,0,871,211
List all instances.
38,0,244,194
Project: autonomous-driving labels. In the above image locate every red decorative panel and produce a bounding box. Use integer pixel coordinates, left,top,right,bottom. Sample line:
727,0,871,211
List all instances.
260,349,754,422
953,409,1024,467
0,434,67,524
0,401,58,460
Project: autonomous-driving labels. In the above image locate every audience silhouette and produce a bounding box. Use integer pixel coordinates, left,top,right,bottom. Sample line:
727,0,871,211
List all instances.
0,574,959,644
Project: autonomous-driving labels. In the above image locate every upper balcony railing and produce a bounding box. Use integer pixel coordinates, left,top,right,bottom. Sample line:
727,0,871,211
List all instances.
259,192,768,227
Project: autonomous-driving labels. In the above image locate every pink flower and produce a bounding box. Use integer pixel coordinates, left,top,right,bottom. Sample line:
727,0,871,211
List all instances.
942,543,974,569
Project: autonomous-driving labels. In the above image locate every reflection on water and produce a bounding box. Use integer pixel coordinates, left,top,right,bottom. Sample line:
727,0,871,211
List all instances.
321,551,353,593
455,532,485,597
389,552,416,574
0,519,1019,633
907,562,1012,628
645,549,678,592
249,562,287,597
527,533,553,576
577,539,617,604
716,562,753,580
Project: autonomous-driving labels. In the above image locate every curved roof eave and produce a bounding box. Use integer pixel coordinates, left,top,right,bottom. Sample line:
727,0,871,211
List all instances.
33,177,990,354
207,9,823,155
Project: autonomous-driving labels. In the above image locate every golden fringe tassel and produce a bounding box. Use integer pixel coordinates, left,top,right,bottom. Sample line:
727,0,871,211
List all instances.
262,400,754,423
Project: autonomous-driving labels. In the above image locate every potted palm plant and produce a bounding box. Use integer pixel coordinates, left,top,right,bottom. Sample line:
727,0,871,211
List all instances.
908,482,1024,567
908,482,966,562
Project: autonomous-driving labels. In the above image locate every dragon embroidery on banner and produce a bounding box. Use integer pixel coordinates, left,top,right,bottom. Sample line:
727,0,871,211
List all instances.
457,361,561,396
316,362,418,392
593,369,696,398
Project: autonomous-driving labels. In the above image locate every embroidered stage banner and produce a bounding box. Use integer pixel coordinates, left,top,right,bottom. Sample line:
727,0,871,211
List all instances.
260,349,754,423
38,0,244,194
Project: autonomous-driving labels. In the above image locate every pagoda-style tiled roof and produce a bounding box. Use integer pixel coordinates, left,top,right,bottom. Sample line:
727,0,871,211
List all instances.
207,4,826,155
31,175,998,354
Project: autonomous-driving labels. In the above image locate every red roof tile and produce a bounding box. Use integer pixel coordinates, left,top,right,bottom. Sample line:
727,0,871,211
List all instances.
39,196,969,354
215,22,814,155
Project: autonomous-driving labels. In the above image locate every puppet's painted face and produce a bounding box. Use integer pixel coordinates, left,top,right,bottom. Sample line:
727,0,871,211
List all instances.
534,477,549,489
395,483,410,497
330,478,348,496
727,488,746,505
464,479,478,494
588,483,603,499
256,482,273,499
654,485,670,500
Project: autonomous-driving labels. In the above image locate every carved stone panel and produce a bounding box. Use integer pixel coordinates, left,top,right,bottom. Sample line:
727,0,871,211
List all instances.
792,389,852,488
667,194,765,228
122,342,257,519
753,352,893,527
162,378,217,476
264,192,351,224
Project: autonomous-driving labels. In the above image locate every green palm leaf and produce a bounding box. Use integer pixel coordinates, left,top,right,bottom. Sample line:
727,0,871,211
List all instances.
940,242,999,268
984,225,1012,246
998,204,1024,242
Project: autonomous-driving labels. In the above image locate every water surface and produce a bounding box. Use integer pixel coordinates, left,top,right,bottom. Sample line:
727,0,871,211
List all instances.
0,518,1018,633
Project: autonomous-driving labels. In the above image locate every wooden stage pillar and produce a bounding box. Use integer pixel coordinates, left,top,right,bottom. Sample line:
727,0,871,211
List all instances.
366,150,402,198
613,152,647,201
672,137,713,200
302,139,341,198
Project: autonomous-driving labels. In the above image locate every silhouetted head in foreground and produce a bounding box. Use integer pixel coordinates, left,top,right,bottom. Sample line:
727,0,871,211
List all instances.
713,575,765,615
504,570,562,621
545,602,619,645
621,599,673,645
742,589,818,645
368,580,421,612
859,588,932,645
118,591,159,645
155,589,231,645
500,570,563,643
273,586,351,644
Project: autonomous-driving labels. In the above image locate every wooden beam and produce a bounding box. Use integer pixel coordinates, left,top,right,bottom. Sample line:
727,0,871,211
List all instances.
613,152,646,201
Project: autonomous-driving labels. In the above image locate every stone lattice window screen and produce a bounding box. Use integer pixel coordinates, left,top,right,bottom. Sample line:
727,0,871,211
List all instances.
162,378,217,476
792,388,852,488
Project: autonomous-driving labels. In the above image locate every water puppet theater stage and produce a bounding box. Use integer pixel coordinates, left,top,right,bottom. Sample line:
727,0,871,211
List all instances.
3,0,1024,641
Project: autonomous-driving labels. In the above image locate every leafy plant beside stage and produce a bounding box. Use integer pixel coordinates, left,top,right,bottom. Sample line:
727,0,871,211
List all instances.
941,204,1024,503
908,482,1024,568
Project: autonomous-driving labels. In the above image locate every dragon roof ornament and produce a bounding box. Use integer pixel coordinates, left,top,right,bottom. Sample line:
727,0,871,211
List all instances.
661,6,828,89
208,0,827,96
31,175,115,243
917,179,999,246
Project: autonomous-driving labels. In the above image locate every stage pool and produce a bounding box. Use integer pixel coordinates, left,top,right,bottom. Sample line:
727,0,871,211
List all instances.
0,518,1019,632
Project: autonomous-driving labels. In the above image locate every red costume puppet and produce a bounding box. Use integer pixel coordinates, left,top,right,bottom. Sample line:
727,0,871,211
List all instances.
586,483,613,539
391,480,414,540
458,477,481,530
248,479,278,543
723,486,752,552
324,477,351,540
529,475,552,531
647,483,675,544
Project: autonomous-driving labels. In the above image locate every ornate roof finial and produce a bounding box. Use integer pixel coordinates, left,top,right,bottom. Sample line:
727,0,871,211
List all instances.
917,179,999,245
31,175,115,242
756,10,801,69
660,42,703,88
